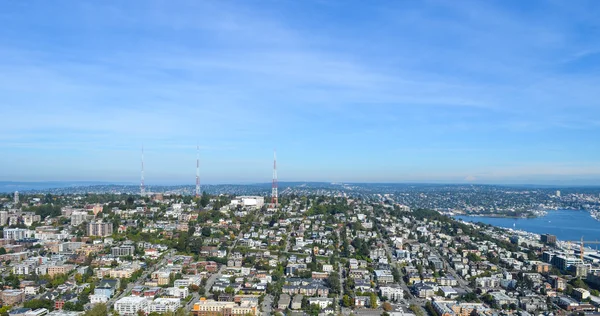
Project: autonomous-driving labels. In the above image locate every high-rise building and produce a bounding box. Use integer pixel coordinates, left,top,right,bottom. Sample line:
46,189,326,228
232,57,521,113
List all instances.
196,145,200,198
541,234,557,245
88,221,114,237
271,150,278,207
71,211,93,226
140,146,145,197
0,211,8,226
556,190,561,197
14,191,19,204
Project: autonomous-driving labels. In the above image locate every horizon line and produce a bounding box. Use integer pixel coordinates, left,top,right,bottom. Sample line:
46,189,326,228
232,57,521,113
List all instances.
2,180,600,188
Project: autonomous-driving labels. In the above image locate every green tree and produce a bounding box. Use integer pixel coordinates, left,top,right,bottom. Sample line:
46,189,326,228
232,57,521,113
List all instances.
307,304,321,316
24,299,54,311
63,302,85,311
409,304,424,316
466,253,481,262
392,267,401,282
74,273,83,284
200,192,210,208
326,272,341,294
425,302,437,316
84,304,108,316
370,292,378,309
569,278,589,290
0,306,11,316
565,284,574,295
0,247,6,255
342,295,352,307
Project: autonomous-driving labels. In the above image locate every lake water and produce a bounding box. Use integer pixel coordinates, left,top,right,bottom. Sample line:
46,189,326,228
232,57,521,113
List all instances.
454,210,600,242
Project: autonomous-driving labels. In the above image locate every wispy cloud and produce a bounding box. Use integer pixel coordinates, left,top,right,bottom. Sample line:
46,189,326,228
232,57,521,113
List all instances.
0,0,599,183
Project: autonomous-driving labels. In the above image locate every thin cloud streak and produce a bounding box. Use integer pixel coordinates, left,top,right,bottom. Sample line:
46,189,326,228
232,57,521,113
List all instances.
0,0,599,183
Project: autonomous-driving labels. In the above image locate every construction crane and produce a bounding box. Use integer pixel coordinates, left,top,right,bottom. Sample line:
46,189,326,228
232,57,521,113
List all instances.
564,237,600,261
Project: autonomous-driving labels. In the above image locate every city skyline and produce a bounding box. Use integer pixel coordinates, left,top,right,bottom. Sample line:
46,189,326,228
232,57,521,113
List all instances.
1,1,600,184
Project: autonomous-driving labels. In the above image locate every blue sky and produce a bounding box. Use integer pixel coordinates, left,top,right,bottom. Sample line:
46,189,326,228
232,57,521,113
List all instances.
1,0,599,185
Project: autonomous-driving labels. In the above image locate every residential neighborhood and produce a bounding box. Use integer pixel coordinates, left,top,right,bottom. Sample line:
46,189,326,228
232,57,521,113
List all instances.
2,190,600,316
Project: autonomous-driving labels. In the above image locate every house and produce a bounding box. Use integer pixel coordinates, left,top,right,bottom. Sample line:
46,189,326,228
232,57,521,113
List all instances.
374,270,393,284
489,292,518,306
519,296,548,312
131,286,145,296
165,287,188,298
291,295,303,310
144,287,161,297
54,301,65,310
353,296,379,308
90,294,109,304
407,273,421,285
8,309,31,316
96,279,120,297
438,276,459,287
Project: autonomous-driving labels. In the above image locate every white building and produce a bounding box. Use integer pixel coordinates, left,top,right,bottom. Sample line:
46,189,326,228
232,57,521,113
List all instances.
149,298,181,313
165,287,189,298
47,312,81,316
90,294,109,304
24,309,48,316
0,211,8,226
380,286,404,302
307,297,333,309
13,264,34,275
3,228,32,240
114,296,149,316
230,196,265,208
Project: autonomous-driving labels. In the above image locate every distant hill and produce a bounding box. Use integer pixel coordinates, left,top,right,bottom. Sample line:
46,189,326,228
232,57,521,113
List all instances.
0,181,132,193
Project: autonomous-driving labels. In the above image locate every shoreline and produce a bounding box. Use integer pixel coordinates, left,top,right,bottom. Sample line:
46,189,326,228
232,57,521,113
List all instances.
453,214,538,219
453,209,600,242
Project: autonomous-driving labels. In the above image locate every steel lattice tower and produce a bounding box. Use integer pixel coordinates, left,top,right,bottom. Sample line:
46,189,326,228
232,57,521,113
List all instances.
140,146,145,197
271,150,278,207
196,145,200,198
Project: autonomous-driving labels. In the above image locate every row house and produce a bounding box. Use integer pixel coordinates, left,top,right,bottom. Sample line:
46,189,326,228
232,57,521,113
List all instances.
281,284,330,297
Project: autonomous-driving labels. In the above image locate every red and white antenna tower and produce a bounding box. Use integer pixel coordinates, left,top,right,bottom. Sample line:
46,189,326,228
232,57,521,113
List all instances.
196,145,200,198
271,150,278,207
140,146,146,196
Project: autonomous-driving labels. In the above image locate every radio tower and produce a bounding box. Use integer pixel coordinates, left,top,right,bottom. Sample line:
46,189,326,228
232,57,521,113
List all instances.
195,145,200,198
271,150,278,207
140,146,146,197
